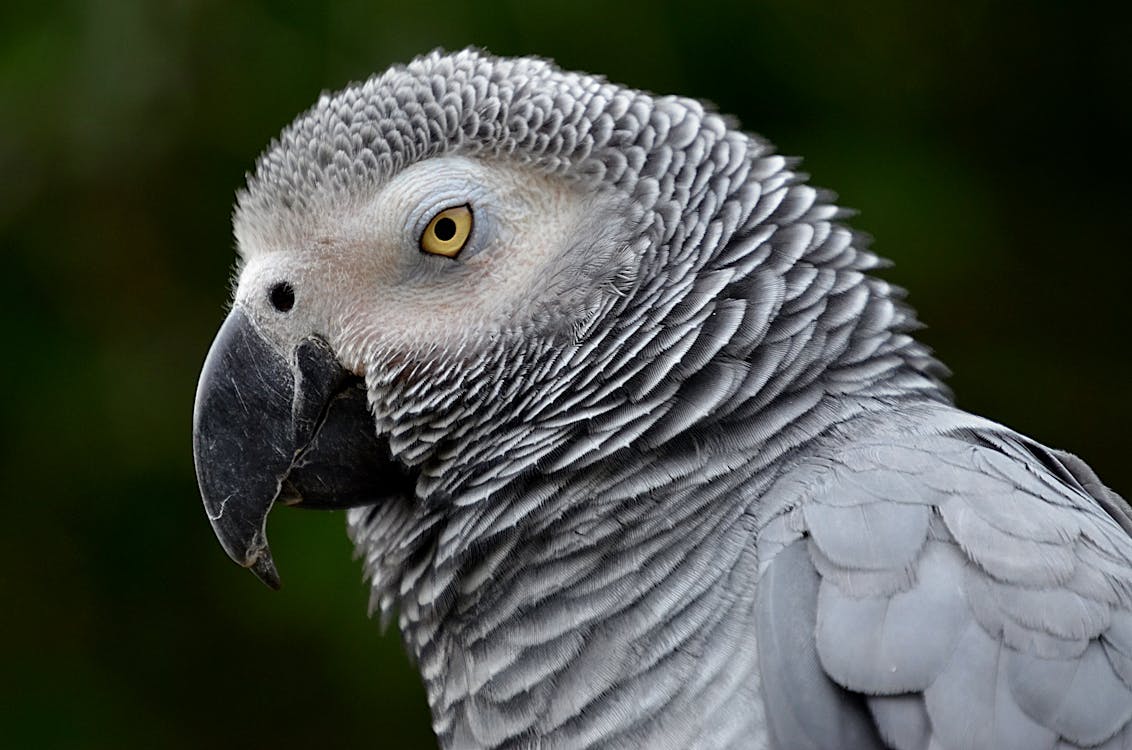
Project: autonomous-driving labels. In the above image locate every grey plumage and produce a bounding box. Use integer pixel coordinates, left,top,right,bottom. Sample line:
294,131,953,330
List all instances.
196,49,1132,748
758,411,1132,749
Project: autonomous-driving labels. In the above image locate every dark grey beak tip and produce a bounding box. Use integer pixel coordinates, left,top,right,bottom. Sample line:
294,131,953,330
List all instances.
249,552,282,590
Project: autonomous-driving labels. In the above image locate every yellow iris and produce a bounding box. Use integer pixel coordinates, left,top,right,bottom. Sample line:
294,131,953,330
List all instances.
420,205,473,258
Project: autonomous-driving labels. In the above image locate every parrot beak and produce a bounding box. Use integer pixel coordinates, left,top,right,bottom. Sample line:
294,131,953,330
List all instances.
192,308,413,589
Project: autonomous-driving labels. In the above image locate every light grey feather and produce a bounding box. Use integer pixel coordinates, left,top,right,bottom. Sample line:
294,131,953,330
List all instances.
924,620,1057,750
756,539,884,749
1010,640,1132,745
816,541,969,694
757,406,1132,750
868,694,931,750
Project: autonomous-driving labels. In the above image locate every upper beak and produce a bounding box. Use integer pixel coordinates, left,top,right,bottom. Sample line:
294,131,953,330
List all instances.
191,308,412,589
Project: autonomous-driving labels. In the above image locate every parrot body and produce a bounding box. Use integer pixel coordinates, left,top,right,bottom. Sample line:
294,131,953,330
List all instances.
193,50,1132,748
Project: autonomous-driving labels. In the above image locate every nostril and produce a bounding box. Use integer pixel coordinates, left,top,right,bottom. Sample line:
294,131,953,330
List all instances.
269,282,295,312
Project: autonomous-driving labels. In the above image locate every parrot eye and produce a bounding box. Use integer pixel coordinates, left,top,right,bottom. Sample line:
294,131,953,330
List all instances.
269,282,295,312
420,205,473,258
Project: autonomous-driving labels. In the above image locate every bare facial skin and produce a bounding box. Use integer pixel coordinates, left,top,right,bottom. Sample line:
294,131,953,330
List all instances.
232,155,626,376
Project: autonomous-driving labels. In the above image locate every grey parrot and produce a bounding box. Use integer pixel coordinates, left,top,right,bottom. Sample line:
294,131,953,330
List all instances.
192,49,1132,749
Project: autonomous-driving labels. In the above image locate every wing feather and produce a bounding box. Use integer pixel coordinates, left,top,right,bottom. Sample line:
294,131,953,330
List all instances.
755,411,1132,749
755,539,885,749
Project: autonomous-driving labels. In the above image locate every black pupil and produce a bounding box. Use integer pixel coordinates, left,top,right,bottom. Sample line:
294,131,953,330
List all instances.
270,282,295,312
434,217,457,242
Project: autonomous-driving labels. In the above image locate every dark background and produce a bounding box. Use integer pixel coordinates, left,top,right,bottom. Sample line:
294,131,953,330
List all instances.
2,1,1129,747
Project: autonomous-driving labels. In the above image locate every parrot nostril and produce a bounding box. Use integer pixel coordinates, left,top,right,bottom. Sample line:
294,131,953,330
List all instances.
269,282,295,313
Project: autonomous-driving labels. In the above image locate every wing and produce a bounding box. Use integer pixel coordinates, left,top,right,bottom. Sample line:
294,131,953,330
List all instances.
755,410,1132,750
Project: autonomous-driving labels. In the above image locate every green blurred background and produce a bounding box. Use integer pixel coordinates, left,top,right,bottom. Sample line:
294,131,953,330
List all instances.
2,1,1129,747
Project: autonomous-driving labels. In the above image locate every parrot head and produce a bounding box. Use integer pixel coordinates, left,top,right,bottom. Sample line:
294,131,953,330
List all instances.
193,51,650,589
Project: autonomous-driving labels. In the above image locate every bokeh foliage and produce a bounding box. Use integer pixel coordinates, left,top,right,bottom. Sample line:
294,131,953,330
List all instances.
1,1,1129,747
